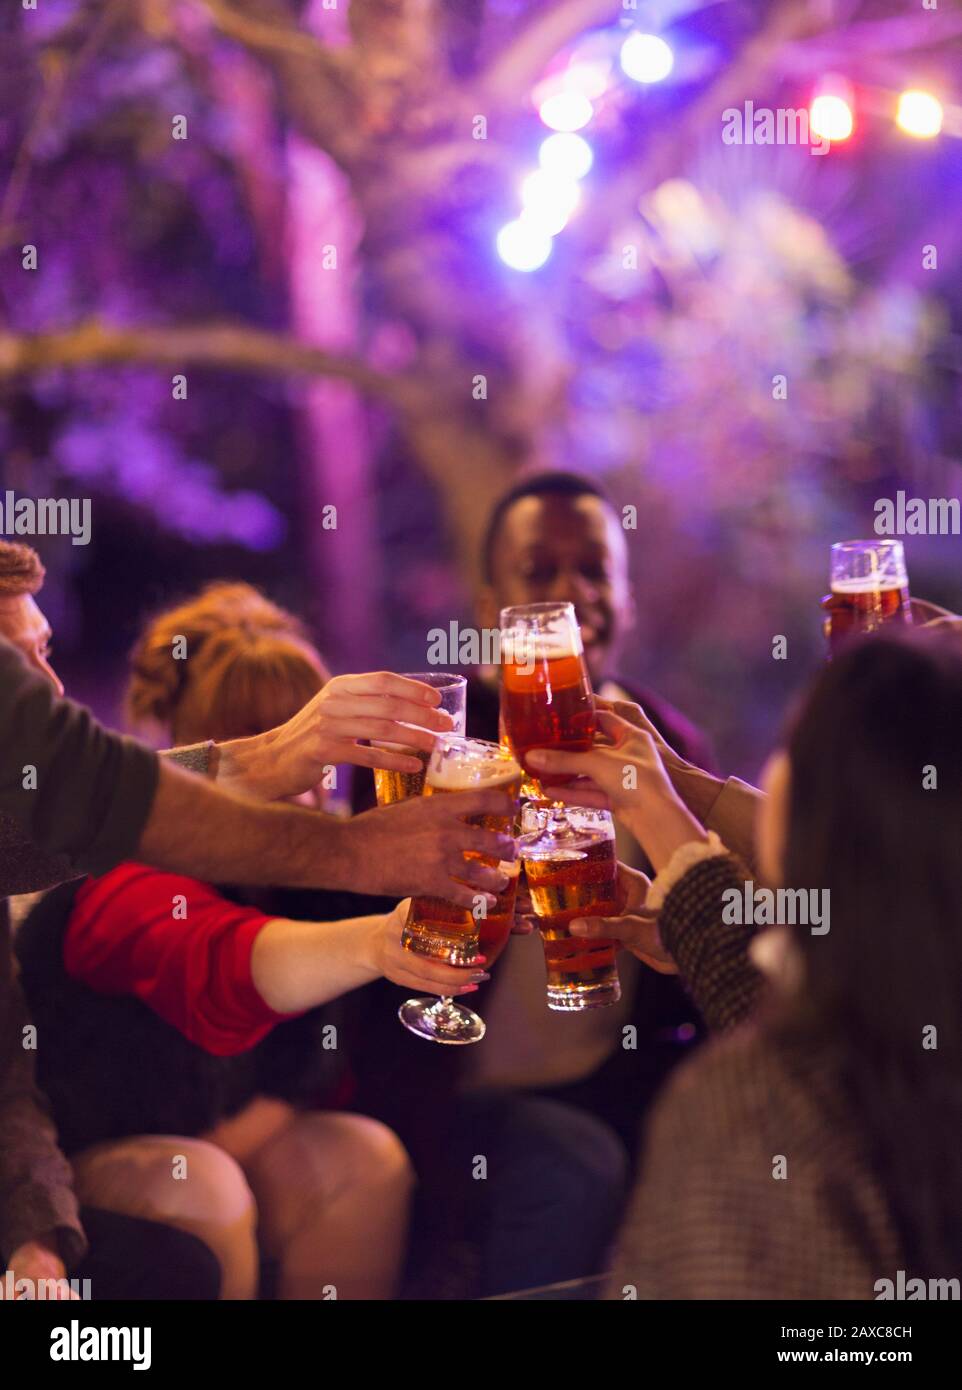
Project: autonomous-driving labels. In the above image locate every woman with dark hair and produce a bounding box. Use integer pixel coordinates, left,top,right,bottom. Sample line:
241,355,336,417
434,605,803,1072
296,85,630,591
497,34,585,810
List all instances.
528,630,962,1298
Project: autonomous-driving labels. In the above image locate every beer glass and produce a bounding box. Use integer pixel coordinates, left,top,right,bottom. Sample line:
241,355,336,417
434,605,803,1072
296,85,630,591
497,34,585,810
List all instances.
499,602,595,790
822,541,912,656
519,804,621,1011
398,735,521,1044
373,672,466,806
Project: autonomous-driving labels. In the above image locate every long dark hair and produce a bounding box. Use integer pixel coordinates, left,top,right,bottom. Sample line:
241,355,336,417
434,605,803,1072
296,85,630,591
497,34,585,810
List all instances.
777,630,962,1274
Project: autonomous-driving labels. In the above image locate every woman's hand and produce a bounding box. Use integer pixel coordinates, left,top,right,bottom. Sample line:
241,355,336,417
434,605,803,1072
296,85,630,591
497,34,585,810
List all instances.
526,711,709,872
569,864,678,975
1,1239,78,1299
369,901,491,996
218,671,456,799
527,709,675,806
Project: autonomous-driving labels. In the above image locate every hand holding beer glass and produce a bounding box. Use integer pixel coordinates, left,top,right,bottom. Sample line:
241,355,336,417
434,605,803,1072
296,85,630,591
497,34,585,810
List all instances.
520,804,622,1010
372,673,466,806
499,602,595,792
822,540,912,656
398,735,521,1044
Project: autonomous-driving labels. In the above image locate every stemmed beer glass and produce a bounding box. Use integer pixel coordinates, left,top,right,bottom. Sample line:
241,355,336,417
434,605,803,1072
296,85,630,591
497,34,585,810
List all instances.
398,735,521,1044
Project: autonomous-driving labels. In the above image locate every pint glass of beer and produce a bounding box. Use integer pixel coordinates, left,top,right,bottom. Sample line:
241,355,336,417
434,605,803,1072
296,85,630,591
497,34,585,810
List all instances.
519,804,621,1011
499,602,595,789
822,540,912,656
398,735,521,1044
373,672,466,806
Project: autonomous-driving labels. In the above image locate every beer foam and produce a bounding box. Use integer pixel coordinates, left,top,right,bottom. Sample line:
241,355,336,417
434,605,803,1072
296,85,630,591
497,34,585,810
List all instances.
830,578,906,593
500,631,582,664
427,755,519,792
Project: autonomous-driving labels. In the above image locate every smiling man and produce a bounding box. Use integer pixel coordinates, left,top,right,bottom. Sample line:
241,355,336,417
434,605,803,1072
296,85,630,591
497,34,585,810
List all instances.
463,472,718,1157
473,471,716,771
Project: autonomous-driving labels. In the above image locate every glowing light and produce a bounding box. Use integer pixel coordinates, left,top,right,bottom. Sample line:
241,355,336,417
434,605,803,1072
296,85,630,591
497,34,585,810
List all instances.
896,90,943,138
620,33,674,85
563,60,611,101
539,132,594,180
538,90,594,132
520,170,581,235
810,93,853,142
496,219,553,271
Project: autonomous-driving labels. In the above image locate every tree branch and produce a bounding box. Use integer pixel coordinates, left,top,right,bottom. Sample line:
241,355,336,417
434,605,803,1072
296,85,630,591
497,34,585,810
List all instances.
191,0,364,164
474,0,621,109
0,320,428,411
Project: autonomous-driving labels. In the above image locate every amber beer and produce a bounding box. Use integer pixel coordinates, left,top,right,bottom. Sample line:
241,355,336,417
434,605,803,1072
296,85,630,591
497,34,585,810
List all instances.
372,672,466,805
373,746,429,806
520,807,621,1010
823,540,912,656
499,602,595,788
401,738,521,967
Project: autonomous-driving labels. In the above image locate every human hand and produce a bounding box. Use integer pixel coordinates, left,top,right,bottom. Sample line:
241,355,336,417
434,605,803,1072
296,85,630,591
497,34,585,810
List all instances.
369,901,490,994
344,787,517,911
219,672,455,800
1,1238,78,1299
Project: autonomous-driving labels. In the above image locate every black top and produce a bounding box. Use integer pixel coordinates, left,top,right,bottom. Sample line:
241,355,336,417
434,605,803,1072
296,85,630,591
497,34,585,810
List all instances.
13,881,372,1155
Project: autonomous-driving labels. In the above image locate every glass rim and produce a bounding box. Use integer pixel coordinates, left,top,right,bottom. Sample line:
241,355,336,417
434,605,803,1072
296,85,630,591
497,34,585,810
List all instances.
400,671,467,688
830,539,905,556
499,600,577,625
430,733,520,765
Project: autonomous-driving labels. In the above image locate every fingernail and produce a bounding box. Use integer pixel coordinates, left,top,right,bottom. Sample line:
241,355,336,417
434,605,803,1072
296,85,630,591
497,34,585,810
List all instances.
469,971,490,983
459,984,479,993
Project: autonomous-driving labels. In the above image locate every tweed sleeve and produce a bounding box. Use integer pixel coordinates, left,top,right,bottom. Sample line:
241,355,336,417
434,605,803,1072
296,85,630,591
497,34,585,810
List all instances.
657,852,763,1032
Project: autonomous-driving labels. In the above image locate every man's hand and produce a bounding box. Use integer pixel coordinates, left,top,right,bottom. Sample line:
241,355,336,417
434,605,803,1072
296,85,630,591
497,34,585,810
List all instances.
369,901,491,992
569,864,677,975
342,788,517,911
1,1238,78,1299
216,672,456,800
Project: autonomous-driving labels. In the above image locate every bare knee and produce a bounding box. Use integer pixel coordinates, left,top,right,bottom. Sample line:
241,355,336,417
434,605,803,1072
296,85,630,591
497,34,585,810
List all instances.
304,1113,415,1196
73,1136,259,1300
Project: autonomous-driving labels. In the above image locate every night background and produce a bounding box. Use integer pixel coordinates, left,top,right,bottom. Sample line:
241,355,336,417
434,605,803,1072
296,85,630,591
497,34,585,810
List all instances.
2,0,960,777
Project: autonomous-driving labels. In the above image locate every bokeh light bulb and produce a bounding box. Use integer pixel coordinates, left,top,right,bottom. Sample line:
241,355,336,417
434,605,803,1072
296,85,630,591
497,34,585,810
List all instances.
520,170,580,235
539,132,594,181
496,219,553,271
896,90,943,138
620,33,674,85
810,93,853,141
538,90,593,132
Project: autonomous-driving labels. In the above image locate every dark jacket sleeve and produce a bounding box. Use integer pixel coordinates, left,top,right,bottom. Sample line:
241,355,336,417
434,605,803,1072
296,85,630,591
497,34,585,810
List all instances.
0,639,158,880
0,913,85,1268
657,852,764,1032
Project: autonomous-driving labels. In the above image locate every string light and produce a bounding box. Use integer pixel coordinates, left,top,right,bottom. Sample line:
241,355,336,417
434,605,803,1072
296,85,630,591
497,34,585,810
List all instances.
538,90,594,132
620,33,674,85
896,90,943,138
496,219,553,271
810,93,854,142
539,132,594,180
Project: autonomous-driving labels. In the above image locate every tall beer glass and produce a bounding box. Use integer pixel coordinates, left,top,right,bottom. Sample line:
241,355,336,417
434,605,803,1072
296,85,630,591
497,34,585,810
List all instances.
373,672,466,806
822,540,912,656
499,602,595,789
519,804,621,1011
399,736,521,1044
